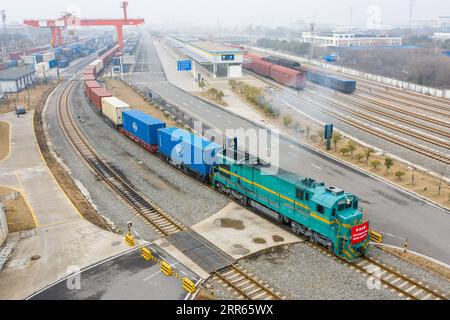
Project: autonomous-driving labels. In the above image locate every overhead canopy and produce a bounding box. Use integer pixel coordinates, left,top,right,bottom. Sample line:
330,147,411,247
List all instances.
179,47,211,65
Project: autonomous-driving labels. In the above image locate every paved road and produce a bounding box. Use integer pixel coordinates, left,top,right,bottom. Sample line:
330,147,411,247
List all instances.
29,245,199,300
124,33,450,264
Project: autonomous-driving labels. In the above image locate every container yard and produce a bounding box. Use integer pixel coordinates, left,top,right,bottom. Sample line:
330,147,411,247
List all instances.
0,0,449,312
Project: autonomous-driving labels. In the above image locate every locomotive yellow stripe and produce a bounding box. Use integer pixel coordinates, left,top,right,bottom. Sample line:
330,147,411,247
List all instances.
218,167,336,225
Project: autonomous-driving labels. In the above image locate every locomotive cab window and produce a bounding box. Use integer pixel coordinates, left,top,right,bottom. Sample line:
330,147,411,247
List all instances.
296,188,304,200
305,193,310,201
332,209,336,217
317,205,325,215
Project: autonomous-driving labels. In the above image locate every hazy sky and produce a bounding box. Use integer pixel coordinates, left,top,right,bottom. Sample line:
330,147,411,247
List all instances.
2,0,449,28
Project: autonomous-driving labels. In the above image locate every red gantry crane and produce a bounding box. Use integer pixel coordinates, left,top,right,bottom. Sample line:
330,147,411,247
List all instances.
23,1,144,48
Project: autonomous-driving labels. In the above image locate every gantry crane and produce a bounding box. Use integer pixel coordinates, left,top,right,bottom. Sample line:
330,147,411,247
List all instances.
23,1,144,48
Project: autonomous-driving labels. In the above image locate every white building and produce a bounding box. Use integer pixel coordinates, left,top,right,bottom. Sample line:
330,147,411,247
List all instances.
301,32,403,47
438,16,450,30
432,32,450,40
168,35,244,79
0,66,36,93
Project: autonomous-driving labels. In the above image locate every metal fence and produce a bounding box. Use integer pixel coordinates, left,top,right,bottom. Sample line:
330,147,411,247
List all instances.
253,46,450,99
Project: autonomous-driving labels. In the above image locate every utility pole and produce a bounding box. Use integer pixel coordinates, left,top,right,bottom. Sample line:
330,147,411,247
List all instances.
407,0,415,44
1,10,6,34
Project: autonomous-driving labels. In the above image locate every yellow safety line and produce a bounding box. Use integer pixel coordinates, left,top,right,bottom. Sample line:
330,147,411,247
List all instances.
0,119,12,165
14,172,40,228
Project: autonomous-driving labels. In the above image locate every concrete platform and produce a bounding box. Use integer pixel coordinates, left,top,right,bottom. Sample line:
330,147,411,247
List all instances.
154,39,201,93
192,203,302,260
154,237,211,280
0,111,129,299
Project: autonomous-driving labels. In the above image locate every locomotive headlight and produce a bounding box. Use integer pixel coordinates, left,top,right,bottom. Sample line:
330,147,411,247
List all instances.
347,198,351,205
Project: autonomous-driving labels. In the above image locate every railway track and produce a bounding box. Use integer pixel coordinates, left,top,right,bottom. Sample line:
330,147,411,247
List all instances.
214,265,286,300
304,87,450,142
302,242,448,301
356,87,450,119
251,47,450,112
352,90,450,126
56,76,284,300
308,84,450,132
299,62,450,113
248,71,450,165
355,80,450,111
353,257,448,300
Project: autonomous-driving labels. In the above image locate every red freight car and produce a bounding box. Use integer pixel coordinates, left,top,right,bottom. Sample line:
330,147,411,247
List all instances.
84,81,102,101
84,66,97,78
270,65,306,90
9,51,23,61
90,87,112,111
250,59,274,78
83,74,96,81
243,53,264,71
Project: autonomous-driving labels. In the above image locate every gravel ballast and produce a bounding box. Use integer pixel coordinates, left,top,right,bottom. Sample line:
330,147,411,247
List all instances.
70,81,230,228
368,246,450,296
235,243,400,300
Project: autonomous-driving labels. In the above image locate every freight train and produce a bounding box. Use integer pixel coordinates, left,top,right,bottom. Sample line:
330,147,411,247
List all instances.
306,71,357,94
251,53,357,94
82,54,370,262
244,53,307,90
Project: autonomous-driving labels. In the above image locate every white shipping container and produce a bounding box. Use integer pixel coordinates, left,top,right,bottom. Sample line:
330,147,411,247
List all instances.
36,62,49,73
42,52,55,62
89,59,104,74
22,55,36,65
101,97,131,126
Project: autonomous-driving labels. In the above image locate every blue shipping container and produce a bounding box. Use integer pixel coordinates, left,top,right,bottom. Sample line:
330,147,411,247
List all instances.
57,59,69,68
122,110,166,146
48,59,57,68
158,127,221,178
7,60,18,68
34,54,43,63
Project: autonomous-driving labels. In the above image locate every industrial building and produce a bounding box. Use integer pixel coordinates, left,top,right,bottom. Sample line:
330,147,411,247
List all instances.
167,35,244,79
301,32,403,47
432,33,450,40
0,65,36,93
438,16,450,30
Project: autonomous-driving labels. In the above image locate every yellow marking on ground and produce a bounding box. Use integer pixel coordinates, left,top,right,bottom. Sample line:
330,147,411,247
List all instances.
0,118,12,165
14,172,40,228
39,218,84,229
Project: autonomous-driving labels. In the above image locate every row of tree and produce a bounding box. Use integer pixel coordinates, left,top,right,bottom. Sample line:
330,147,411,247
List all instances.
229,80,280,118
256,38,311,56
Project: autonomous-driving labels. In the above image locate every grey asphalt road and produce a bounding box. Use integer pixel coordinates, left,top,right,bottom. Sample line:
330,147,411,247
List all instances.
124,33,450,265
29,245,199,300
